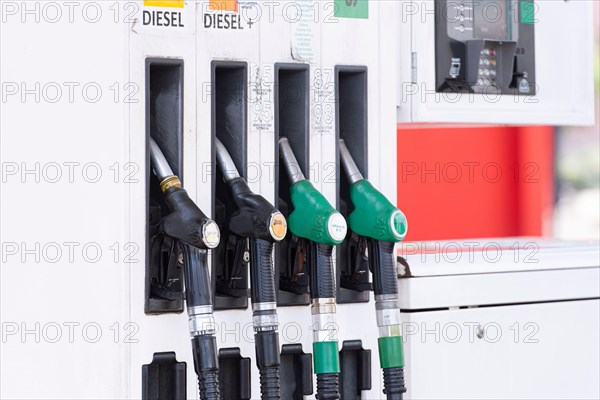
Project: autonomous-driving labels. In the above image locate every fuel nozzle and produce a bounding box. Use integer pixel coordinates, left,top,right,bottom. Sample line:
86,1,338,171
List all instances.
150,138,220,250
149,137,221,400
279,137,346,400
216,138,286,400
339,138,408,400
340,139,406,243
216,139,287,243
279,137,347,246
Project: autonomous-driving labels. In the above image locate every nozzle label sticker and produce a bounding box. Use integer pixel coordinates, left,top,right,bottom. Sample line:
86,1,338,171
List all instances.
334,0,368,19
202,221,221,249
291,0,316,62
270,212,288,241
327,213,347,243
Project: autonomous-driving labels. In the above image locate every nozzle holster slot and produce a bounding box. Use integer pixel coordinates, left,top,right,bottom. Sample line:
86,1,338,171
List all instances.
335,66,371,304
212,61,249,310
274,63,311,307
145,58,185,314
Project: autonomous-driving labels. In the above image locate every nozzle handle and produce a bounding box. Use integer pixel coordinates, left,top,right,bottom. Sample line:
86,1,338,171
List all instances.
367,239,399,297
249,238,277,305
309,243,337,299
181,243,213,307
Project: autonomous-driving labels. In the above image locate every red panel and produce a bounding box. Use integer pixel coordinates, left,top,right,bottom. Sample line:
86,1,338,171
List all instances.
396,125,553,241
516,126,554,236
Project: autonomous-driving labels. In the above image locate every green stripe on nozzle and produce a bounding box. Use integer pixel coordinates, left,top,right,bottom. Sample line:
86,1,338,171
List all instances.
378,336,404,369
313,341,341,374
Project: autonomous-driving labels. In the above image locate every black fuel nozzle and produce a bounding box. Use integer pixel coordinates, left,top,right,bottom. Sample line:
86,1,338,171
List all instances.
150,138,220,250
150,138,222,400
216,138,287,400
216,139,287,244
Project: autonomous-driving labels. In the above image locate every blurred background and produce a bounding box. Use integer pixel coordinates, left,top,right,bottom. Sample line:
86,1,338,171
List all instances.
397,2,600,242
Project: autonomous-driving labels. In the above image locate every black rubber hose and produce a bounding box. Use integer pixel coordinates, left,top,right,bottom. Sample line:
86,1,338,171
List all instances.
249,238,277,304
250,239,281,400
259,366,280,400
309,243,336,299
199,370,220,400
192,335,221,400
180,243,212,307
367,240,398,296
316,373,340,400
383,367,406,400
255,331,281,400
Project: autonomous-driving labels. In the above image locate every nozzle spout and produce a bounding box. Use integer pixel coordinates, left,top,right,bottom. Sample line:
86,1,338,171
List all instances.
339,139,364,184
215,138,241,182
279,137,306,184
149,137,175,180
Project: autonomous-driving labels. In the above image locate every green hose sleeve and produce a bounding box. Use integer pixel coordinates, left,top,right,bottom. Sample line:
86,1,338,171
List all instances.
313,341,341,374
378,336,404,369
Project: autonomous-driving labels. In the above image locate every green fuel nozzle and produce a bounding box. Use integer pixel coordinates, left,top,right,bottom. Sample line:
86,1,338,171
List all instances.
339,139,408,400
279,137,347,246
279,137,344,400
339,140,407,243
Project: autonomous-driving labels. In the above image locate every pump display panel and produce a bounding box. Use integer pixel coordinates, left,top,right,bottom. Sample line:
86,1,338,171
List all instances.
435,0,536,95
